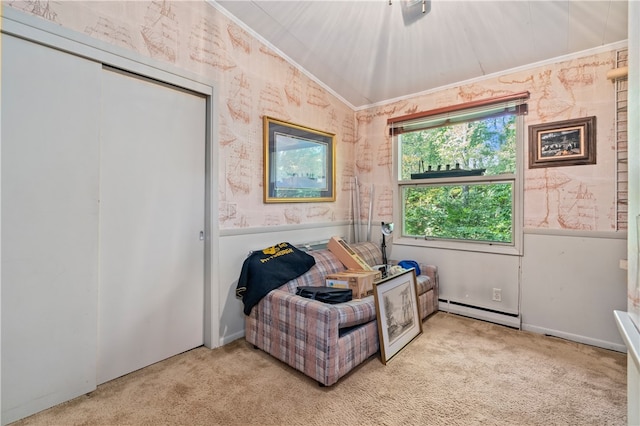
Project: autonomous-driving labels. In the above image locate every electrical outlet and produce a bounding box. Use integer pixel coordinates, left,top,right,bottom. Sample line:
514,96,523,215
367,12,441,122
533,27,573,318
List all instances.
492,288,502,302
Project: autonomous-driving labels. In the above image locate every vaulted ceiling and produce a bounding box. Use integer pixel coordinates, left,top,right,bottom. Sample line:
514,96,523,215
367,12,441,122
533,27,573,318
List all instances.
212,0,628,109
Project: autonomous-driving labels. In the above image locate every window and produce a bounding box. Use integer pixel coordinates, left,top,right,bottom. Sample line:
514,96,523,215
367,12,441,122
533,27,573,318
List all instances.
389,93,528,251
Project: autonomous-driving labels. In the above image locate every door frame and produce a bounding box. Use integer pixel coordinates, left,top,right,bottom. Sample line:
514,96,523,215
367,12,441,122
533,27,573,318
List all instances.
0,8,221,349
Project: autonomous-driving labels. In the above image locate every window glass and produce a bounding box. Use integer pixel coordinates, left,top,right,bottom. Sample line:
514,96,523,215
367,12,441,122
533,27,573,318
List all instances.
399,115,516,181
402,183,513,243
397,114,519,245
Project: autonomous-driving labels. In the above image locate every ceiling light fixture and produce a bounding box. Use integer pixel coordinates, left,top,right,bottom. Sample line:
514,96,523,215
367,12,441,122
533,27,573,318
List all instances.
389,0,427,14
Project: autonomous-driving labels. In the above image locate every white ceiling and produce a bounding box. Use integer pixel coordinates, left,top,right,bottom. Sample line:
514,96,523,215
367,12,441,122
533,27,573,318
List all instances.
212,1,628,109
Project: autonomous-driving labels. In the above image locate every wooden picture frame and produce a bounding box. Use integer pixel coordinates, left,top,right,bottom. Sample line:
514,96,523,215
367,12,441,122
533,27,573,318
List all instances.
263,116,335,203
528,116,596,168
373,269,422,364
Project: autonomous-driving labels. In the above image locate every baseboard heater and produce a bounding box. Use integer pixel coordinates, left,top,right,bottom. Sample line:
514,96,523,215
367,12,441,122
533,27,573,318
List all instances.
438,299,521,329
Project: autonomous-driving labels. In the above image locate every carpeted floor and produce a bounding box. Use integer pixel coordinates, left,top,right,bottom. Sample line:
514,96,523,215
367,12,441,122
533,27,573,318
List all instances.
12,312,627,425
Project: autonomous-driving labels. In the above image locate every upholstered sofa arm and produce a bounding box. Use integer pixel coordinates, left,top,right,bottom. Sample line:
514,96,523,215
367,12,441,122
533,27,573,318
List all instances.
332,296,377,328
421,264,439,294
250,288,377,336
246,289,338,352
269,291,376,329
246,289,341,382
252,288,339,339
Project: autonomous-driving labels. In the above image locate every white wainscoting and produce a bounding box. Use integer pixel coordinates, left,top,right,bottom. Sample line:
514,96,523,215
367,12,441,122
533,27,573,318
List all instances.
391,230,627,352
521,231,627,352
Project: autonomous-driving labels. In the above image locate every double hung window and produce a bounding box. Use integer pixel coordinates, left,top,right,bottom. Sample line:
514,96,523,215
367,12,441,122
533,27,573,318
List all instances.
390,93,529,252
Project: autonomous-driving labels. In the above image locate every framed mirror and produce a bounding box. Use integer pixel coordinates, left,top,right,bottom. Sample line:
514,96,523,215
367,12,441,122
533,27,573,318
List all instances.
263,116,335,203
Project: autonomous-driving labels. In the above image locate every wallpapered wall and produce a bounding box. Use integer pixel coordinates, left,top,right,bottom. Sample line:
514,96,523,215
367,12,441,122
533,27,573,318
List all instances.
8,0,621,234
6,0,355,230
356,51,620,232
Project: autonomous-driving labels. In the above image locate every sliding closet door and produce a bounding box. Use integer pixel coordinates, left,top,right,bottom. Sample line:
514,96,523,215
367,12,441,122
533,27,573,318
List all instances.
97,67,205,384
1,34,101,424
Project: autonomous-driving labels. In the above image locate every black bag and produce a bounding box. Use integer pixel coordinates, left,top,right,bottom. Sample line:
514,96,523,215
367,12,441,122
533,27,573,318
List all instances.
296,286,352,304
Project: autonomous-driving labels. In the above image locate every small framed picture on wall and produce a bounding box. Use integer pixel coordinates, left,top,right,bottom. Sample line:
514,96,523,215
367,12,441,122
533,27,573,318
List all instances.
528,116,596,168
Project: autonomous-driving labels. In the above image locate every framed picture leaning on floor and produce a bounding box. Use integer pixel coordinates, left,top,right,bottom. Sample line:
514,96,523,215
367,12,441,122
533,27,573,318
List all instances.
373,269,422,364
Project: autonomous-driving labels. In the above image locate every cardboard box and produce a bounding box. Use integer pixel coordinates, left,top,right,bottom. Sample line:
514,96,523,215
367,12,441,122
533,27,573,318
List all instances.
327,236,373,271
346,268,382,281
325,270,379,299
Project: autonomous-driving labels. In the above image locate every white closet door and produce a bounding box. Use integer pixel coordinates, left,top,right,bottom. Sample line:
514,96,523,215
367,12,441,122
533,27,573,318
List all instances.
98,67,205,384
1,34,101,424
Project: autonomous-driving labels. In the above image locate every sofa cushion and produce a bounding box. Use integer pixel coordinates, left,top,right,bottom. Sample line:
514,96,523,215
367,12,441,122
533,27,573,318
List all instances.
281,241,383,294
281,248,346,293
416,274,434,295
350,242,383,267
333,296,377,329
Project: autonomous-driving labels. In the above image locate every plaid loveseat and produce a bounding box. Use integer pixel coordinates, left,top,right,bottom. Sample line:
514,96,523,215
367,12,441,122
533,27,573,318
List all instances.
245,241,439,386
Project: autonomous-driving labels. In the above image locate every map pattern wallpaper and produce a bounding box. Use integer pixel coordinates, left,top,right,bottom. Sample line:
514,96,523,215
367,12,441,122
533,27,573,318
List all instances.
357,52,620,233
7,0,622,234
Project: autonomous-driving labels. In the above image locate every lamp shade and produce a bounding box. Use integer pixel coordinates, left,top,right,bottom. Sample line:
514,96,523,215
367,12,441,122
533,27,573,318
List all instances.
381,222,394,236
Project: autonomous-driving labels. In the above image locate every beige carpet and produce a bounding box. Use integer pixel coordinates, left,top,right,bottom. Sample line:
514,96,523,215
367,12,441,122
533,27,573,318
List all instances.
13,312,627,426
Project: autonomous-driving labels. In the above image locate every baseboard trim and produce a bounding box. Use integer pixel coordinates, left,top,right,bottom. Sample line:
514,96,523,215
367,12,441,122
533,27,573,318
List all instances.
438,300,521,329
219,330,245,347
522,323,627,353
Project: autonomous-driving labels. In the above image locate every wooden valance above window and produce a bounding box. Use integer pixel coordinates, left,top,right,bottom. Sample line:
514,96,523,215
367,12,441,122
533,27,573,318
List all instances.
388,91,530,135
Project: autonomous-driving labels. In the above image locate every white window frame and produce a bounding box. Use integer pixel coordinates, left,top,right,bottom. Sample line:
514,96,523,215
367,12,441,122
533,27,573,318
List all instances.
392,115,525,256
